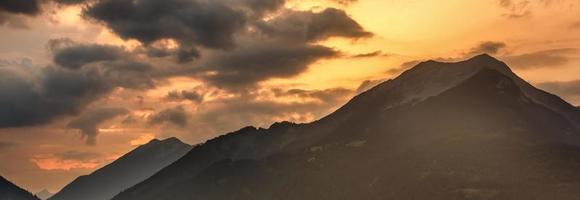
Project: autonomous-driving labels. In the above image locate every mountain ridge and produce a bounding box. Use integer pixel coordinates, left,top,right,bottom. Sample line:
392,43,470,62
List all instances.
113,55,580,200
49,137,192,200
0,176,39,200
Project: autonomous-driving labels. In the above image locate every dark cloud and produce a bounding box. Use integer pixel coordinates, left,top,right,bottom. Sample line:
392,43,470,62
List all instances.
200,42,340,89
0,12,30,28
350,51,385,58
52,43,124,69
48,39,156,89
254,8,373,43
536,80,580,101
81,0,371,88
0,40,155,129
53,0,92,5
149,106,188,127
68,107,129,145
0,66,107,128
165,89,204,103
84,0,249,55
466,41,507,56
0,0,41,16
502,48,578,69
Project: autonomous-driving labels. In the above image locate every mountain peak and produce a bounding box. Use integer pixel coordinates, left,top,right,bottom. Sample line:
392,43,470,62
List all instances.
470,53,499,61
143,137,187,146
35,189,53,200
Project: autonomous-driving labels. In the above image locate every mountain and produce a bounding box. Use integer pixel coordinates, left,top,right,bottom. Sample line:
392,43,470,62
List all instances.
34,189,53,200
114,54,580,200
0,176,39,200
49,137,192,200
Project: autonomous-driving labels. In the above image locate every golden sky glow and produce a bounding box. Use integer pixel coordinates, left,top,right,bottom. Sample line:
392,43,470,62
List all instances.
1,0,580,193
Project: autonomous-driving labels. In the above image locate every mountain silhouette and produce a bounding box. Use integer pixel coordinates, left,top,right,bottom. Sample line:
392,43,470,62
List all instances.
113,54,580,200
34,189,53,200
49,137,192,200
0,176,39,200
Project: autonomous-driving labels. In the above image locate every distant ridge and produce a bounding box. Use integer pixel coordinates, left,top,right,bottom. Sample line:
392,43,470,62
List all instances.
49,137,192,200
0,176,39,200
115,55,580,200
35,189,53,200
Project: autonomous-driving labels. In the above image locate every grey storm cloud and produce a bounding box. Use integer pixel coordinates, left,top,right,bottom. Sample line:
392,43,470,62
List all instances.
79,0,372,89
0,40,156,129
149,106,189,127
52,44,125,69
0,0,40,28
0,66,111,128
254,8,373,43
0,0,372,133
200,43,340,89
83,0,251,59
53,0,92,5
0,0,40,16
68,107,129,145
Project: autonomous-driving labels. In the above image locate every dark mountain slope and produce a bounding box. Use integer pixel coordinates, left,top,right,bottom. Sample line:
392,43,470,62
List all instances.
0,176,39,200
114,55,580,200
49,138,192,200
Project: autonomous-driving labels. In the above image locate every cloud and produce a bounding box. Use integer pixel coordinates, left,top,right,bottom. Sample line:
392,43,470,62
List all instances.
53,0,92,5
84,0,251,56
68,107,129,145
0,0,41,16
536,80,580,101
502,48,579,69
165,89,204,103
254,8,373,43
273,88,353,103
0,65,114,128
0,12,30,28
149,106,188,127
350,51,386,58
30,150,113,171
81,0,370,89
51,43,125,70
496,0,532,19
466,41,507,56
200,42,340,89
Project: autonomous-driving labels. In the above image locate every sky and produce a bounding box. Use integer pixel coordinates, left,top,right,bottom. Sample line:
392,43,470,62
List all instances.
1,0,580,193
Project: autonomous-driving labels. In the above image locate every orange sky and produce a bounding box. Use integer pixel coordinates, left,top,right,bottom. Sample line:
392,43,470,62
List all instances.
1,0,579,193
